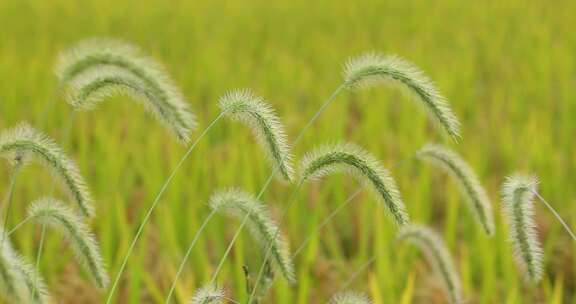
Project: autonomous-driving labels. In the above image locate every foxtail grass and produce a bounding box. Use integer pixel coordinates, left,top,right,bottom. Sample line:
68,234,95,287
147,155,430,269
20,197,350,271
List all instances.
416,144,494,235
56,38,196,143
27,198,109,288
329,291,372,304
501,174,543,283
300,142,409,226
0,227,50,303
209,189,295,283
398,225,462,304
0,123,94,217
190,285,225,304
219,89,294,181
343,53,460,140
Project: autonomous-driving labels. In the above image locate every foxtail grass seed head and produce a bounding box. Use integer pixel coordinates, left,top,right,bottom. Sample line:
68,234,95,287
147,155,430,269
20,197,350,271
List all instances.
300,142,409,226
219,89,294,182
343,53,460,140
0,123,94,217
398,225,462,304
28,198,109,288
209,189,296,283
416,144,494,235
0,227,50,304
56,38,196,143
501,174,543,284
190,285,225,304
330,291,372,304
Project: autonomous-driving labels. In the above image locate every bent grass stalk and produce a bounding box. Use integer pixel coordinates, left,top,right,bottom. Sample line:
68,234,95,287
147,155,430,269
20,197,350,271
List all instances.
343,53,461,140
416,144,494,235
0,227,50,303
219,89,294,182
398,225,462,304
27,198,109,288
248,143,408,302
209,189,295,283
0,122,94,218
105,112,224,304
293,157,409,258
56,38,196,143
501,174,543,283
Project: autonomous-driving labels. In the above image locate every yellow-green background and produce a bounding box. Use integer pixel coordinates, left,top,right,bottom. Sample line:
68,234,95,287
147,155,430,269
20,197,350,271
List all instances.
0,0,574,303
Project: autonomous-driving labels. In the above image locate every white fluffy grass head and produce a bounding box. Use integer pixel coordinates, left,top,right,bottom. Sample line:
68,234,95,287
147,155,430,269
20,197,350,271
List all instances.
0,123,94,218
343,53,460,140
417,144,494,235
56,38,196,144
189,284,225,304
501,174,543,284
209,188,295,283
398,225,462,304
219,89,294,182
300,142,409,226
329,291,372,304
28,198,109,288
0,227,50,304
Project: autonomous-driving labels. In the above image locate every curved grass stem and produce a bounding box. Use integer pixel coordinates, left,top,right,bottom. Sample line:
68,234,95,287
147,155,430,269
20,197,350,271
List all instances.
106,113,224,304
533,191,576,241
207,85,344,292
1,164,22,248
164,209,217,303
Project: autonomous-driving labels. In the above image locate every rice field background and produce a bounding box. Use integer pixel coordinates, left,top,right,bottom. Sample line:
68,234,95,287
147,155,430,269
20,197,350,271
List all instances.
1,0,575,303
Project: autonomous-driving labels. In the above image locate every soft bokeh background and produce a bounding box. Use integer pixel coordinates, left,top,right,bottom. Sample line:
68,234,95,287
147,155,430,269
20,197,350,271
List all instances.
0,0,574,303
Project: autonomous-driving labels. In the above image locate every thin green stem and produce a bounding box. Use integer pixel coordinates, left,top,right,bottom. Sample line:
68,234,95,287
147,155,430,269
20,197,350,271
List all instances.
533,191,576,241
164,210,217,303
31,111,77,298
106,113,224,304
7,215,33,236
1,164,22,247
208,85,345,290
250,156,410,301
247,181,303,302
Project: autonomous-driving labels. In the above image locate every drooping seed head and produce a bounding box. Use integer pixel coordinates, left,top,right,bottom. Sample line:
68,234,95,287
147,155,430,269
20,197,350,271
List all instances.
56,38,196,143
417,144,494,235
209,189,296,283
300,142,409,226
329,291,372,304
0,123,94,217
398,225,462,304
219,89,294,182
0,227,50,304
189,285,225,304
28,198,109,288
501,174,543,284
343,53,460,140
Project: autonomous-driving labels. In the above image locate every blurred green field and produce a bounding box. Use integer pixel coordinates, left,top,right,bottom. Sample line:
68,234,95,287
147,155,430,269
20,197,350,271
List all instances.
1,0,575,303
